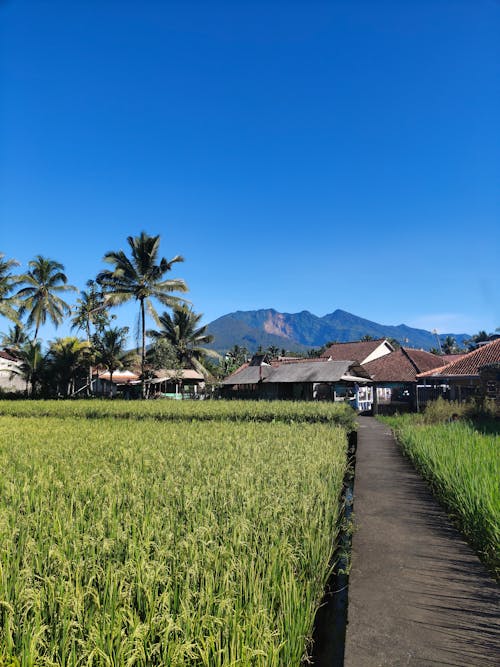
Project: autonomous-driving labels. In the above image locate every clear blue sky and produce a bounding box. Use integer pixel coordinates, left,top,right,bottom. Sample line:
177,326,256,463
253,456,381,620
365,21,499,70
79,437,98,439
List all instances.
1,0,499,346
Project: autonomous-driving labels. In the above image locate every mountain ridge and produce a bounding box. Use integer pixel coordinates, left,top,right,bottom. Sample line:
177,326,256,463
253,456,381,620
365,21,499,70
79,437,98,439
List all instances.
205,308,470,354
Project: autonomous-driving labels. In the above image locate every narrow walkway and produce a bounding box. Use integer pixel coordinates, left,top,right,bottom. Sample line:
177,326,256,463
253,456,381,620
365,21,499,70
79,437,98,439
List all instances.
344,416,500,667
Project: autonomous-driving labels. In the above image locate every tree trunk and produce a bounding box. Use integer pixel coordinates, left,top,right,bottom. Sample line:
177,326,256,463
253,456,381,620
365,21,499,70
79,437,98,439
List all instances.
141,298,146,399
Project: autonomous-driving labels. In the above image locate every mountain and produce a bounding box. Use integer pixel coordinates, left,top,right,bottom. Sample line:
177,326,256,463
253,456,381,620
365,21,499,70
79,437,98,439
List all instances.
205,308,470,354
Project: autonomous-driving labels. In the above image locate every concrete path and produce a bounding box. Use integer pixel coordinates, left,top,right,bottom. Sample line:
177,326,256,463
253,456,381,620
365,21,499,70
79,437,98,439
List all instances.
344,416,500,667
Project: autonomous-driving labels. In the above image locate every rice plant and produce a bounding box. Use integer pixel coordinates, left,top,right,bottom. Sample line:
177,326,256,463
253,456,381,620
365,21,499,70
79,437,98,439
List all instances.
0,399,356,430
385,416,499,577
0,405,349,665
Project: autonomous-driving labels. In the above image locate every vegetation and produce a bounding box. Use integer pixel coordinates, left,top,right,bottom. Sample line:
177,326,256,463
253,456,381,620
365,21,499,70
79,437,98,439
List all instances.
383,405,499,577
147,307,219,378
96,232,188,396
16,255,77,341
0,401,351,665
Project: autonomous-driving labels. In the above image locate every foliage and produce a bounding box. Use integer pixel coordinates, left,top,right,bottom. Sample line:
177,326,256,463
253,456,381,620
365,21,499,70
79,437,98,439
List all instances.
147,307,219,379
71,279,111,339
0,253,22,323
45,336,91,397
145,338,179,370
96,232,188,396
16,255,76,340
92,327,136,383
0,398,357,430
383,413,500,577
0,402,350,664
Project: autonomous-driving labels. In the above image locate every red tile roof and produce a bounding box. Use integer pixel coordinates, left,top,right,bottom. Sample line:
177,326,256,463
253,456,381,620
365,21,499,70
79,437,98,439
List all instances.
321,339,392,363
417,338,500,377
0,350,18,362
362,348,444,382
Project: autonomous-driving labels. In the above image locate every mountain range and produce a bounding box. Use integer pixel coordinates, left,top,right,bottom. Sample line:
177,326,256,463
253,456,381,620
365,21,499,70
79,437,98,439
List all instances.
205,308,470,354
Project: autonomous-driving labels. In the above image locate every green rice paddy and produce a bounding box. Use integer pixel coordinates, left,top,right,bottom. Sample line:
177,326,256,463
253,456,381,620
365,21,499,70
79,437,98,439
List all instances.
0,401,352,665
385,415,500,577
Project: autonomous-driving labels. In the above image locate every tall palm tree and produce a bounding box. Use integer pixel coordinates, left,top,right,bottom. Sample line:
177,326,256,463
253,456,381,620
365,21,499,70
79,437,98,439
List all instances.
71,280,111,395
46,337,91,397
16,255,77,341
96,232,188,397
0,253,22,323
92,326,137,395
147,307,219,378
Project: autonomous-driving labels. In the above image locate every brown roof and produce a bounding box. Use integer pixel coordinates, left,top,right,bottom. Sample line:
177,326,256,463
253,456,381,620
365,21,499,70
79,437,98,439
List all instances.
363,348,444,382
0,349,19,362
321,339,393,363
418,338,500,378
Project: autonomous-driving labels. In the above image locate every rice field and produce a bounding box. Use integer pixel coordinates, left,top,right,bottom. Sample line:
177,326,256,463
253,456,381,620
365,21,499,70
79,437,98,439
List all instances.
0,398,356,429
384,415,500,577
0,401,351,665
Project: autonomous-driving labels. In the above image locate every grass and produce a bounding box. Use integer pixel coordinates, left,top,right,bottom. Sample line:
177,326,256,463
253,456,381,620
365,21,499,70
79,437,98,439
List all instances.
383,412,499,578
0,398,356,430
0,401,351,665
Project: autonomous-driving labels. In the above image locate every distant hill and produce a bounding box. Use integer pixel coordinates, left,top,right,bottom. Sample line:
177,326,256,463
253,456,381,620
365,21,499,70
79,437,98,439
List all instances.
206,308,470,354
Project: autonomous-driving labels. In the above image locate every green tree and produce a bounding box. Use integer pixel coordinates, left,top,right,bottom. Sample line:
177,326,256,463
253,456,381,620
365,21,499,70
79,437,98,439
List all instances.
0,253,22,323
0,323,29,351
17,255,76,341
16,340,45,396
93,326,136,394
71,280,112,395
266,345,280,359
46,337,91,397
147,307,219,378
146,338,179,370
224,344,249,374
465,330,492,351
441,335,458,355
96,232,188,397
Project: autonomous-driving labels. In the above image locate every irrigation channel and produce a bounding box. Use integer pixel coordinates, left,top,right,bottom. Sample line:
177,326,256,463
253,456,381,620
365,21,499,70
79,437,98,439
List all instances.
309,429,357,666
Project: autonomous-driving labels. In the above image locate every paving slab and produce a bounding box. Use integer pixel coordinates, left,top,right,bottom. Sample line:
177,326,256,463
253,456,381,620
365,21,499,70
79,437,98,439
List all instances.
344,416,500,667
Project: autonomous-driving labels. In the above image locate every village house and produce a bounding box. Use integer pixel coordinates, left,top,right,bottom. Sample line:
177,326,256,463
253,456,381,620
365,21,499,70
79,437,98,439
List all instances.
0,349,25,393
320,338,395,364
416,338,500,408
91,367,206,399
362,347,446,414
221,354,373,409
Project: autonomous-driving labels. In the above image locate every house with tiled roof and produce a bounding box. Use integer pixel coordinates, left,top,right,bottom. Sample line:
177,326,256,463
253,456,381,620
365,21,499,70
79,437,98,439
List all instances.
416,338,500,406
0,349,25,393
321,339,394,364
362,347,445,414
222,354,373,408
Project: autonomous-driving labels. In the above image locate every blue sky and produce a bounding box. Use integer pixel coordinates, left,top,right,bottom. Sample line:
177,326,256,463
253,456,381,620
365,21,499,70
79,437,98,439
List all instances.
1,0,499,346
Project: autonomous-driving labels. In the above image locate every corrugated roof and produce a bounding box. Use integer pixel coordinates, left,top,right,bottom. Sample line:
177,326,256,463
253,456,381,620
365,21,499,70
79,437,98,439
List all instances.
222,358,370,385
417,338,500,378
363,348,443,382
153,369,205,381
270,360,353,383
221,364,273,385
320,339,392,363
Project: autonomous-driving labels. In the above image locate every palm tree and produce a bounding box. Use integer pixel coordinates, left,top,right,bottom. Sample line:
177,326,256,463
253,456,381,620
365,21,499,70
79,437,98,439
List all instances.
16,340,45,396
96,232,188,397
92,326,136,395
147,307,219,378
1,323,29,351
71,280,111,395
46,337,91,397
16,255,76,341
71,280,110,340
441,335,458,355
0,253,22,323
